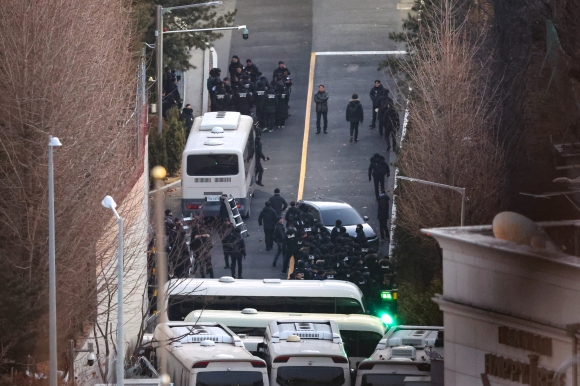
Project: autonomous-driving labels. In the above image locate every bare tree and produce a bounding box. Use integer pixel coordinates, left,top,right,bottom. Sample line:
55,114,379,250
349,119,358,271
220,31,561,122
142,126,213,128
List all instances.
393,0,507,236
0,0,141,378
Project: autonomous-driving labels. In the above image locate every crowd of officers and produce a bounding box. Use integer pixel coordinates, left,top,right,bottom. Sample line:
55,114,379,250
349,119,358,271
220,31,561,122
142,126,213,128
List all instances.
207,56,292,133
255,190,396,302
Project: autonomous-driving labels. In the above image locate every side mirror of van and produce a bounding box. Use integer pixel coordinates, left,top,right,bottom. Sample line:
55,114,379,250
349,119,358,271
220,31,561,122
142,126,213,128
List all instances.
363,215,369,222
256,342,265,353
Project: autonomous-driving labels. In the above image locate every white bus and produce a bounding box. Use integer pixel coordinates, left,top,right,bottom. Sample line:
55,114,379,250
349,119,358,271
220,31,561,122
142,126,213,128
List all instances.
184,309,386,367
354,326,444,386
260,319,351,386
153,322,268,386
166,277,366,322
181,111,255,218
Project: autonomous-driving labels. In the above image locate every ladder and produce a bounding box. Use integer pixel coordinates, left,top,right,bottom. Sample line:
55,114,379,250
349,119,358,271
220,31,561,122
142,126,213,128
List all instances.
226,194,249,238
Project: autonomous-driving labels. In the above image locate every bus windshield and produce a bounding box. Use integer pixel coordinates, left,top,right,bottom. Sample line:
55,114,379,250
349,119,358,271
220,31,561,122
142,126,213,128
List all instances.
187,154,239,176
196,371,263,386
277,366,344,386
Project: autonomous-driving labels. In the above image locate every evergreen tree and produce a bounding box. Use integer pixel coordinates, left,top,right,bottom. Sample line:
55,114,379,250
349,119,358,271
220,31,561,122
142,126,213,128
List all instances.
165,107,186,176
149,120,168,172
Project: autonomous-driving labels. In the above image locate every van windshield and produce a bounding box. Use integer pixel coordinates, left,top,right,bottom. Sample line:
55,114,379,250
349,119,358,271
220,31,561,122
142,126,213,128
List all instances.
196,371,263,386
361,374,427,386
187,154,239,176
276,366,344,386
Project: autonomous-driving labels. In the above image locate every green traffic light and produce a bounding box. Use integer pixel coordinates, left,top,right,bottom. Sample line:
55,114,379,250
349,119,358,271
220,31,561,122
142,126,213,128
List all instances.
380,313,394,325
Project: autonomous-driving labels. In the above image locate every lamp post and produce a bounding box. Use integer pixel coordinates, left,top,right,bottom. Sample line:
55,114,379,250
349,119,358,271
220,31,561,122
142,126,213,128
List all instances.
396,176,466,226
47,135,61,386
101,195,124,386
155,1,222,135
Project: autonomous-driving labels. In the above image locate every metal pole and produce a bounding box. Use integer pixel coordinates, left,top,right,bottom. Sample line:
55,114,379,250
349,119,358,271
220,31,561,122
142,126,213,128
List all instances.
460,188,466,227
47,137,58,386
116,215,124,386
156,5,163,135
163,25,246,34
154,178,168,376
69,340,75,386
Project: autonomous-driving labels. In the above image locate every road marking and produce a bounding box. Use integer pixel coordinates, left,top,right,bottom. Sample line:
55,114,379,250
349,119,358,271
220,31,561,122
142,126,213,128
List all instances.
297,52,316,201
315,51,407,56
298,50,406,200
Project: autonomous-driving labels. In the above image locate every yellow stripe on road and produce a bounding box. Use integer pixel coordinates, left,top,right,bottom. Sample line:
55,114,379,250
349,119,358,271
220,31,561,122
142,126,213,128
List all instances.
297,52,317,201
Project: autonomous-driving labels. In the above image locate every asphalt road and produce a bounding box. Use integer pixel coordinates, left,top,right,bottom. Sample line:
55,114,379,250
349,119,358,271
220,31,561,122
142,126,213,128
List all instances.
162,0,407,280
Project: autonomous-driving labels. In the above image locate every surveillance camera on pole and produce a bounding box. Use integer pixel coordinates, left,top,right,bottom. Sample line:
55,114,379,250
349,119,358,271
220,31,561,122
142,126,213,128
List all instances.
242,28,249,40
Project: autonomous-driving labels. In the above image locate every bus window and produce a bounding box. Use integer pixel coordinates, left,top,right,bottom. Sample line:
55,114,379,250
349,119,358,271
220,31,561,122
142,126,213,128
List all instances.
340,330,358,357
358,331,384,358
229,326,266,336
336,297,364,314
186,154,239,176
167,295,195,321
239,296,285,312
203,296,240,310
285,297,334,313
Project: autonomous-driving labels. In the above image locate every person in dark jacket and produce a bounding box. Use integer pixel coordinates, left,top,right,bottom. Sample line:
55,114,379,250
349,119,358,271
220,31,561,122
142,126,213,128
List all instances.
254,81,267,132
368,154,390,200
354,224,368,248
190,229,213,278
234,82,252,116
330,219,344,243
212,87,231,112
273,217,286,267
346,94,364,143
244,59,260,82
285,201,301,226
273,61,289,81
163,78,182,117
313,85,329,134
181,104,194,139
369,80,385,128
229,55,243,78
221,221,234,269
376,93,393,137
377,189,390,241
262,87,277,133
384,102,400,151
268,188,288,216
282,226,299,274
258,201,278,250
254,136,269,186
230,227,246,278
275,84,289,128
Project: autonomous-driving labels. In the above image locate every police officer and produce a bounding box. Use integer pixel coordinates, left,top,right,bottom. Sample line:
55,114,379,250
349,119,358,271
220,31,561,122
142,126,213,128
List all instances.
377,189,391,242
254,81,267,132
212,86,231,112
234,81,252,116
384,102,400,151
282,225,299,274
268,188,288,217
258,201,278,251
285,201,301,226
275,83,289,129
368,154,390,200
230,227,246,279
262,87,277,133
254,136,269,187
273,217,286,267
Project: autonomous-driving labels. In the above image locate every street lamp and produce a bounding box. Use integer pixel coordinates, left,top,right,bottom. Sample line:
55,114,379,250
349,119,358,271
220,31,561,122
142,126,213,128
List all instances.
396,176,466,226
47,135,61,386
101,195,124,386
155,1,222,135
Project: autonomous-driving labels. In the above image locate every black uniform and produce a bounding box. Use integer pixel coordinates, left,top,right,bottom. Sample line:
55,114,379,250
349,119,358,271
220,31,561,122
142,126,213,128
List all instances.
255,138,267,185
258,204,278,250
282,228,299,274
275,86,289,128
346,98,364,142
212,87,231,112
181,106,194,139
369,84,386,127
230,229,246,278
234,84,252,116
254,83,267,130
262,88,277,132
268,193,288,217
377,193,391,240
384,104,400,151
368,154,390,200
273,221,286,266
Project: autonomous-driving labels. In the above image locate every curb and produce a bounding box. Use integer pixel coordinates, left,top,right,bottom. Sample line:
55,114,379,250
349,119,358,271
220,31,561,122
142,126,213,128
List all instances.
149,179,181,195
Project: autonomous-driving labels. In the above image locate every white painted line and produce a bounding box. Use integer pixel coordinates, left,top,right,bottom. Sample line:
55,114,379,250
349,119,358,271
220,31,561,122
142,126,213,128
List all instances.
149,179,181,195
315,51,407,56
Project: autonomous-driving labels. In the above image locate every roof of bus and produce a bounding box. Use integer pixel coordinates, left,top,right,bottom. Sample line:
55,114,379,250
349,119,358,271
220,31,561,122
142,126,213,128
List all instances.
166,277,364,301
154,322,264,369
266,320,348,359
184,309,386,335
183,112,254,155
